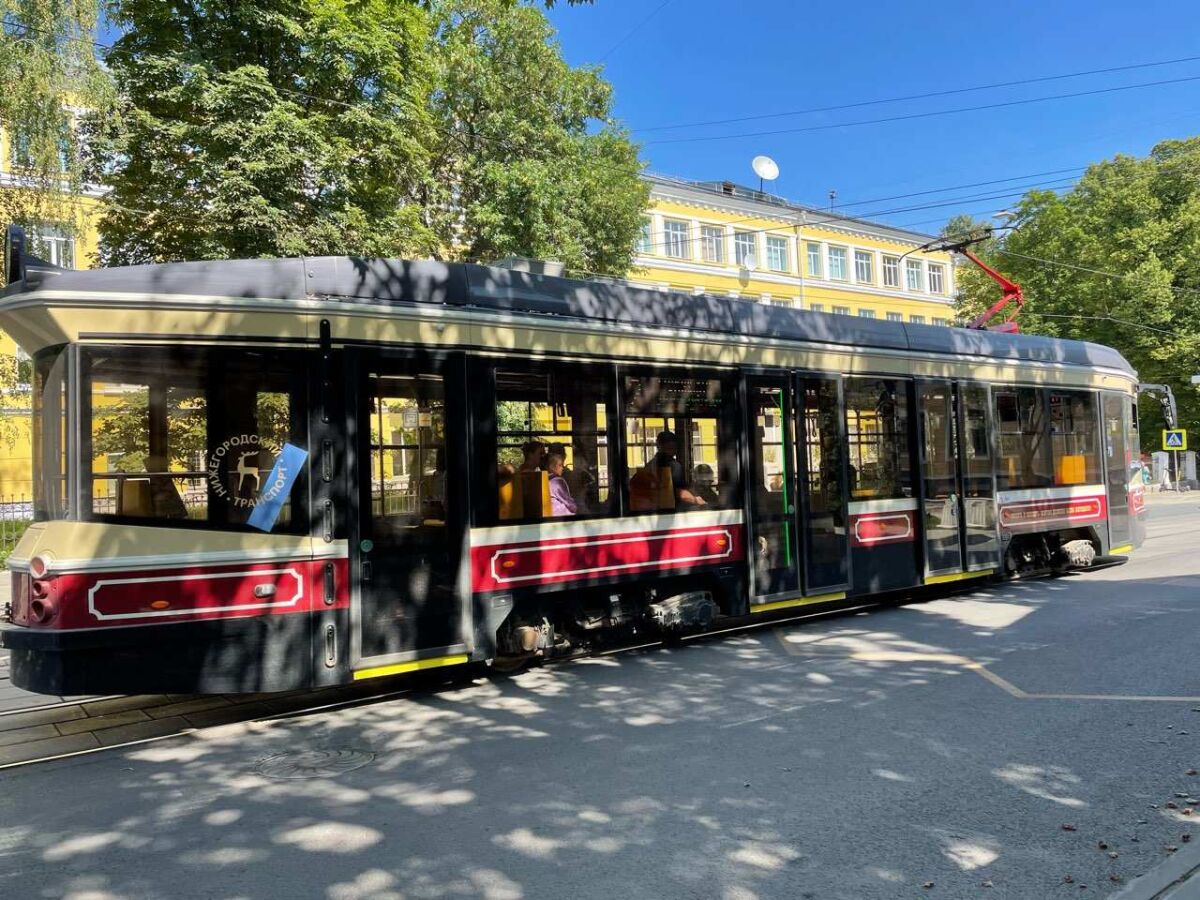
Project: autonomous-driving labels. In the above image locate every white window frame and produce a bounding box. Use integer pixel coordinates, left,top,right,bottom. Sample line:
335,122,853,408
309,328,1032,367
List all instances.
827,246,848,281
635,217,653,254
809,302,825,312
700,224,725,264
29,224,75,269
909,314,926,325
886,311,903,322
933,317,949,327
765,235,789,272
928,263,945,294
806,242,823,278
905,259,923,292
882,255,900,288
734,231,758,267
832,305,851,316
858,308,876,319
663,219,691,260
854,250,873,284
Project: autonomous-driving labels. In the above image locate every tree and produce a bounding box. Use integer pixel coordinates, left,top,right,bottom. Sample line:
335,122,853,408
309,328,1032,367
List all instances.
0,1,112,255
423,0,647,275
92,0,646,275
952,137,1200,435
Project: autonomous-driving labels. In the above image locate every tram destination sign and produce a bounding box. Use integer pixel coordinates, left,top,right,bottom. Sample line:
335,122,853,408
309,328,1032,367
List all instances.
1163,428,1188,451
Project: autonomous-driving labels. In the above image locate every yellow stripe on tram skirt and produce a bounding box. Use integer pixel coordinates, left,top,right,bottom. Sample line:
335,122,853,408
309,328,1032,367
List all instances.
353,654,471,681
923,569,995,586
750,592,847,613
1109,544,1133,556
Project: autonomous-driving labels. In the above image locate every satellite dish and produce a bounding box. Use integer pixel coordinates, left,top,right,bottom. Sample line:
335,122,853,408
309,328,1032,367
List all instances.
752,155,779,182
742,252,758,271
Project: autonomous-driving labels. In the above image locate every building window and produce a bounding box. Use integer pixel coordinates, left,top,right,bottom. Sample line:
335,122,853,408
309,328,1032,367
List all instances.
635,217,653,254
905,259,923,292
734,231,757,267
828,246,848,281
663,220,690,259
886,312,903,322
854,250,873,284
766,235,789,272
928,263,945,294
493,366,612,521
624,372,736,512
809,303,825,312
770,298,792,308
832,305,850,316
844,377,912,500
29,225,75,269
700,225,725,263
858,308,876,318
806,242,823,277
909,314,925,324
882,255,900,288
932,317,949,327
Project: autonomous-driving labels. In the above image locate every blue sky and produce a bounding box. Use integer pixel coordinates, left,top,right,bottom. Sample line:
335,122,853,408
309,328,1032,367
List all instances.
547,0,1200,235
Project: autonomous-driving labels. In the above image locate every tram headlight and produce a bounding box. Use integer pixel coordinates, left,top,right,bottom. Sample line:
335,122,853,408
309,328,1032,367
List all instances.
28,594,56,624
28,553,53,579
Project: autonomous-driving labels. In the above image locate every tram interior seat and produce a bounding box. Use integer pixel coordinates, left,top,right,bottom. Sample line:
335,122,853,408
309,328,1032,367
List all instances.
629,464,674,512
119,476,189,519
498,468,552,520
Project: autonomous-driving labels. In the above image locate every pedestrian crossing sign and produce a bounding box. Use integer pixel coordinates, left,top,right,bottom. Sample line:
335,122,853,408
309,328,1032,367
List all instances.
1163,429,1187,450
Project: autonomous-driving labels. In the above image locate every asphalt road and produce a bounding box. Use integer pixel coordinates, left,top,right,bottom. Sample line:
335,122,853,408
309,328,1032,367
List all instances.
2,499,1200,900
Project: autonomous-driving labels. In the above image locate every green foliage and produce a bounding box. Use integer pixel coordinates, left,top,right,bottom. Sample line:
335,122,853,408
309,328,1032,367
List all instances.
93,0,646,275
953,137,1200,435
0,1,112,241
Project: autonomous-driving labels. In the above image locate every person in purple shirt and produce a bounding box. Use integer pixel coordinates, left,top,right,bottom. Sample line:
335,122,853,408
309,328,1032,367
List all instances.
546,451,577,517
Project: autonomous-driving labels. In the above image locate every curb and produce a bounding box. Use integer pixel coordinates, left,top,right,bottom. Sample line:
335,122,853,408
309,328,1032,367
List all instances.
1111,842,1200,900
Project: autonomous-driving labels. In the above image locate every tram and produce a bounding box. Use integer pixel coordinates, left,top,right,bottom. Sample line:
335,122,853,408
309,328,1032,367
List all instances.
0,238,1145,695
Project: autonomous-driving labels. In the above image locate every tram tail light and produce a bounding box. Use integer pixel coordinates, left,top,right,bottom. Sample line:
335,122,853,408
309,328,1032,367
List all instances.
29,595,56,624
30,578,49,599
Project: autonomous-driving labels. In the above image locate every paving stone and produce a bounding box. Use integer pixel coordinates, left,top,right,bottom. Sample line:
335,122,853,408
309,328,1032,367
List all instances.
56,709,151,736
80,695,171,716
92,716,192,747
0,705,86,733
0,732,100,767
183,701,277,730
0,723,60,748
145,697,232,719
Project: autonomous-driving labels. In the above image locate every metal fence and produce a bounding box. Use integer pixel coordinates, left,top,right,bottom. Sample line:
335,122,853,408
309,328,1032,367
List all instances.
0,493,32,563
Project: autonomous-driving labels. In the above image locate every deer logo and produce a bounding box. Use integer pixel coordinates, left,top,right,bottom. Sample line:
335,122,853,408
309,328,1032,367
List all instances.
236,452,260,493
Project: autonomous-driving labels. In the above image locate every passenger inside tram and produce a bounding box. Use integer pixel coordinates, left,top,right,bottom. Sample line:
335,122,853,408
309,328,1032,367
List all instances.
546,451,577,517
652,430,706,509
692,463,719,505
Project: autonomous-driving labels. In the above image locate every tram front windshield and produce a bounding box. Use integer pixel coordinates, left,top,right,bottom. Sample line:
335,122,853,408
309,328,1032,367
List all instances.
32,345,309,534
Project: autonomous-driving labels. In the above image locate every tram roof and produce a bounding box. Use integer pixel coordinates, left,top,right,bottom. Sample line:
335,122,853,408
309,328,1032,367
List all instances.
6,255,1135,376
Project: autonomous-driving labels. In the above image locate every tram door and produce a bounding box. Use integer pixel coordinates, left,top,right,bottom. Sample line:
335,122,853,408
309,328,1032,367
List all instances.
746,377,802,602
351,356,468,666
917,381,1000,578
798,376,852,594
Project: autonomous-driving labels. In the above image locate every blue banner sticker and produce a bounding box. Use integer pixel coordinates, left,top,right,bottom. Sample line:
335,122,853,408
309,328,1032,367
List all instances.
247,443,309,532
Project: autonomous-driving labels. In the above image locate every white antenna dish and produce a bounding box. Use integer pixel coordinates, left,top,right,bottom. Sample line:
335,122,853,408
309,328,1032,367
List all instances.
742,252,758,271
752,155,779,182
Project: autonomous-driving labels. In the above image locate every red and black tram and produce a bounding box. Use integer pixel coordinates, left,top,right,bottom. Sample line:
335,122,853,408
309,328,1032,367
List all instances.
0,243,1146,695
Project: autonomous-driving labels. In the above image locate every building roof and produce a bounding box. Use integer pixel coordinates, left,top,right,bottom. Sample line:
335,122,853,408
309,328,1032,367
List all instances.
645,173,942,246
3,255,1134,376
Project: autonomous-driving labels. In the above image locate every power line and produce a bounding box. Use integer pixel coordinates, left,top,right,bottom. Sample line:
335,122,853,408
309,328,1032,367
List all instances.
596,0,674,63
645,73,1200,145
996,248,1200,300
636,54,1200,132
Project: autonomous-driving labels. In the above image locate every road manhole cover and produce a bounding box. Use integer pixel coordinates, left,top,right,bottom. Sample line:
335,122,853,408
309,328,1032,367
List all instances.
254,749,376,780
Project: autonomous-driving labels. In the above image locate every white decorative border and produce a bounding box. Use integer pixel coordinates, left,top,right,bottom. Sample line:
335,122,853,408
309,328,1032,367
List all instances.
996,484,1106,505
86,567,304,622
487,528,735,585
849,498,919,514
471,508,744,547
13,541,348,575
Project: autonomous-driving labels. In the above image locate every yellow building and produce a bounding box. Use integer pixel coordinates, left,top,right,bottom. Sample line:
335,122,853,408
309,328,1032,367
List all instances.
0,125,104,496
634,174,957,324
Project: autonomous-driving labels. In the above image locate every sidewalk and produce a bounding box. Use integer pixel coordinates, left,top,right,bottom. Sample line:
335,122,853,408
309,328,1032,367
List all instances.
1114,842,1200,900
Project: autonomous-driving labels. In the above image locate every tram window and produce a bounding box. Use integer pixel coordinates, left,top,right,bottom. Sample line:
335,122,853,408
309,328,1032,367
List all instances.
492,366,612,521
995,388,1052,490
1049,390,1100,485
844,378,912,499
83,348,308,532
623,372,736,512
32,347,68,520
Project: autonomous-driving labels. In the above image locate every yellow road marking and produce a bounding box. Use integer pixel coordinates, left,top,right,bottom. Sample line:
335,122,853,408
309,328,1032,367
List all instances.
1109,544,1133,555
750,592,847,614
924,569,995,586
353,654,470,681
